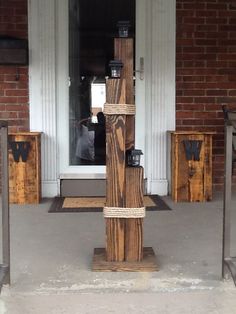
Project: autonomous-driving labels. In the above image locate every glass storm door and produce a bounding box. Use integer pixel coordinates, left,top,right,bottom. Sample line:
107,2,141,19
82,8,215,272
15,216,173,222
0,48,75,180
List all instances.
58,0,145,177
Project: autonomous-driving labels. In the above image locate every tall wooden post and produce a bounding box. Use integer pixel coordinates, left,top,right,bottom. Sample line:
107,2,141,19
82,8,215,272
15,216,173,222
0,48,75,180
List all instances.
115,38,143,262
92,36,158,272
105,79,126,261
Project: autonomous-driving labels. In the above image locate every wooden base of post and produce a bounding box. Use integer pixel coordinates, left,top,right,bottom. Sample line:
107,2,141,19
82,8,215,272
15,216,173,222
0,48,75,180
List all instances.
92,247,158,272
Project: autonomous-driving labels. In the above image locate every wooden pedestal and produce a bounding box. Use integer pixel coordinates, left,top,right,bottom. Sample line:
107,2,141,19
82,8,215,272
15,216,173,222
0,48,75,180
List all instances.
92,247,158,272
9,132,41,204
170,131,214,202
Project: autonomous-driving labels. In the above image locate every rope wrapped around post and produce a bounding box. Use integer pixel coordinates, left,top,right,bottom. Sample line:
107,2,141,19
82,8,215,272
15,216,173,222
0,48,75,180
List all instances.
103,103,136,115
103,206,146,218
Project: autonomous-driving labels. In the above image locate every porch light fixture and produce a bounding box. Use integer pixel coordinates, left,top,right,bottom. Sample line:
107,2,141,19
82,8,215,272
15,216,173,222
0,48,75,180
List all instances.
126,149,143,167
109,60,123,78
117,21,131,38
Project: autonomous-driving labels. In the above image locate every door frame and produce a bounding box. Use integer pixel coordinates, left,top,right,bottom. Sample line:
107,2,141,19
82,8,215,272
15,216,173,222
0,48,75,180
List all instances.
56,0,146,179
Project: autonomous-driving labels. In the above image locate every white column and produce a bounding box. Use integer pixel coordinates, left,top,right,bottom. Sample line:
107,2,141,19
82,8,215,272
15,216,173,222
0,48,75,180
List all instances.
28,0,58,197
145,0,176,195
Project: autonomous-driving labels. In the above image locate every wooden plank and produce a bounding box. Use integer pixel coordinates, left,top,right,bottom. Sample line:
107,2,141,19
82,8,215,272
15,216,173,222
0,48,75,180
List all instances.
36,135,42,201
8,133,41,204
92,247,158,272
114,39,144,263
169,131,215,135
188,134,204,202
114,38,134,150
114,38,134,105
171,132,213,202
203,134,213,201
105,79,126,262
125,167,144,261
171,133,179,201
9,132,42,136
176,134,189,201
106,79,126,105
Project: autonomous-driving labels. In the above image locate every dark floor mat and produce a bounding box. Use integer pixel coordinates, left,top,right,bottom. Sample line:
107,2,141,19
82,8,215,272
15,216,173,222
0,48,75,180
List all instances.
48,195,172,213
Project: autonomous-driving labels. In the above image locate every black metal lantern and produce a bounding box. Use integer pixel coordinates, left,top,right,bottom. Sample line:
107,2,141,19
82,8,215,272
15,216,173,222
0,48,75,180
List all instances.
117,21,131,38
109,60,123,78
126,149,143,167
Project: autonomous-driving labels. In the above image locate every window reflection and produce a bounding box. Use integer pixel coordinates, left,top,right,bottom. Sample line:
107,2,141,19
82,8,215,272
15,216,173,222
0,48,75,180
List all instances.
70,77,106,165
68,0,135,166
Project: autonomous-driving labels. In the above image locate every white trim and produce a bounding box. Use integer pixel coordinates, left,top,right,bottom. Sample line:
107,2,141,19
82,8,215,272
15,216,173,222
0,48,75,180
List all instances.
28,0,58,197
135,0,147,168
59,172,106,179
56,0,106,177
28,0,42,131
148,180,169,196
56,0,70,176
145,0,176,195
42,181,58,197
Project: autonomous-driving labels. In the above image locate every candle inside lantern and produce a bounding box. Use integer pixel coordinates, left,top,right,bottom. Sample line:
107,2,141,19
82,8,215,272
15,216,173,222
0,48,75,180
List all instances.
109,60,123,78
126,149,143,167
117,21,131,38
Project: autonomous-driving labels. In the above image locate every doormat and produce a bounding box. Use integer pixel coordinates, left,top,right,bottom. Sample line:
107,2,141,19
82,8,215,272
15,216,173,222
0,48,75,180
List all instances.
48,195,172,213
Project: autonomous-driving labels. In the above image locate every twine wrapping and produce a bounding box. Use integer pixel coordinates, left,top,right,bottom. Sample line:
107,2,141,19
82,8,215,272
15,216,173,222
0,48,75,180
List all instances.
103,206,146,218
103,103,136,115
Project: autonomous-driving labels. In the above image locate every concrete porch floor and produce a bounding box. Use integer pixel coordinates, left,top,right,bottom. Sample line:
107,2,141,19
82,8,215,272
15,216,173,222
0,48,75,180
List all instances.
1,195,236,313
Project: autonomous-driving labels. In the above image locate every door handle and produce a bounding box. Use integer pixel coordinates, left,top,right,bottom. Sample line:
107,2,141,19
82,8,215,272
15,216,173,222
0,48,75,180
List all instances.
134,57,144,80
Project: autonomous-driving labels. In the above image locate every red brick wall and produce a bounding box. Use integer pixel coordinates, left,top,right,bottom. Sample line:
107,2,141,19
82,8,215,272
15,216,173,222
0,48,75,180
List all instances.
0,0,28,191
176,0,236,190
0,0,29,132
0,0,235,192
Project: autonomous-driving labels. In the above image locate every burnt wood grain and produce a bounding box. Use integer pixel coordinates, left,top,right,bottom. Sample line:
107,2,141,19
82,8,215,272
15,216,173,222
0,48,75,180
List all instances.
171,132,214,202
106,79,126,262
8,132,41,204
92,247,158,272
114,38,134,150
125,167,144,262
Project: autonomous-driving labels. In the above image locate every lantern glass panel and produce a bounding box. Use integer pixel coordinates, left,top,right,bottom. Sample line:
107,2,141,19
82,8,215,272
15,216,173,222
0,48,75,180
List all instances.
119,26,128,37
117,21,131,38
126,149,143,167
133,155,140,166
109,60,123,78
111,66,121,78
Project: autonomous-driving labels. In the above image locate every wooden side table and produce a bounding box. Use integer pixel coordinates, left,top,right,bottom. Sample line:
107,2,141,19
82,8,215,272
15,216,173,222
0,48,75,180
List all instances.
8,132,41,204
169,131,215,202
